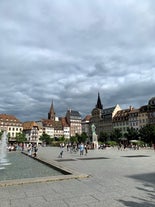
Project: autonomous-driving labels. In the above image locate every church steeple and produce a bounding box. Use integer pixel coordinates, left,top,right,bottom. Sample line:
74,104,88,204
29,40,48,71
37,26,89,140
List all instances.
48,100,56,120
96,92,103,109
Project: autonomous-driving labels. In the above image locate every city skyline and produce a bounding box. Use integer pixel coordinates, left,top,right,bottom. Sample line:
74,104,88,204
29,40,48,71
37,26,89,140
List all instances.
0,0,155,121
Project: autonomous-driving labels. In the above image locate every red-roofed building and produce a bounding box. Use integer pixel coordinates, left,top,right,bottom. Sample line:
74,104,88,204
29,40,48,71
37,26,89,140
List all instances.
0,114,23,140
22,121,40,144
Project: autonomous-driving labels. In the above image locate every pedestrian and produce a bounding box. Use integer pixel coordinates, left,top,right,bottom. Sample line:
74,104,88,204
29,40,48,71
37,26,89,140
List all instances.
59,148,63,158
79,143,84,156
27,143,32,156
85,144,88,156
33,145,38,157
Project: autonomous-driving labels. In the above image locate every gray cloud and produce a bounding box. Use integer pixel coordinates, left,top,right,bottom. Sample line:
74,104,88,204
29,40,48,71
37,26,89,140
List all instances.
0,0,155,121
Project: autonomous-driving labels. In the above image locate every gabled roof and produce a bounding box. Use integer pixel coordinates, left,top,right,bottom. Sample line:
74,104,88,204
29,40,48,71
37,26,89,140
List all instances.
102,106,116,115
41,119,53,127
82,115,91,121
0,114,21,123
23,121,39,130
41,118,63,130
53,120,63,130
67,109,81,117
60,117,69,127
129,109,139,114
139,105,148,112
113,109,131,121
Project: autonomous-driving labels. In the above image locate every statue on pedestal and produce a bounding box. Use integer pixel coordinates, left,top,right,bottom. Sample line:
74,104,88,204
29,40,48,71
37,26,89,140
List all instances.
91,124,98,149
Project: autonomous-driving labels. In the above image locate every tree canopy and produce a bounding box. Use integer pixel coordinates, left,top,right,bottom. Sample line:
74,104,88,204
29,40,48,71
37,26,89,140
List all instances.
39,133,51,145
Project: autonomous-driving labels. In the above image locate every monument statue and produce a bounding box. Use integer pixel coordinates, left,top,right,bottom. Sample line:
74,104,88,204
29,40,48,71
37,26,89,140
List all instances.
91,124,98,149
91,124,96,134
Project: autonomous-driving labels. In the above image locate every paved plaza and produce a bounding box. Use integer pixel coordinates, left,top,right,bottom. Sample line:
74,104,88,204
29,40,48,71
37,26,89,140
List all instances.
0,146,155,207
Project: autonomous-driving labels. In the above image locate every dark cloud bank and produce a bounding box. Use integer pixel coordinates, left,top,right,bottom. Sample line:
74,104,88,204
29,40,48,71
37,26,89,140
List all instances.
0,0,155,121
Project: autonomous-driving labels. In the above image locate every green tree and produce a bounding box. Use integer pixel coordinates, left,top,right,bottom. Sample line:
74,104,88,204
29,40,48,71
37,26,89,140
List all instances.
15,133,27,143
70,136,78,144
110,128,122,142
59,136,65,142
0,131,3,140
77,132,88,143
124,127,139,141
99,131,108,143
40,133,51,145
139,124,155,145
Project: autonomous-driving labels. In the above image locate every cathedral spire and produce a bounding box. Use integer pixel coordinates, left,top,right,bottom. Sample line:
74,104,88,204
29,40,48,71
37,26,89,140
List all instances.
96,92,103,109
48,100,56,120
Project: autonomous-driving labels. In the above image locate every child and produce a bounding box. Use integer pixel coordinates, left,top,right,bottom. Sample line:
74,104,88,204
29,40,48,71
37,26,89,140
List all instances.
59,148,64,158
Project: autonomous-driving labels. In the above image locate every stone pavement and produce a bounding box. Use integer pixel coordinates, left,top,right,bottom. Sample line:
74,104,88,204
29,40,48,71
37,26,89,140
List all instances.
0,146,155,207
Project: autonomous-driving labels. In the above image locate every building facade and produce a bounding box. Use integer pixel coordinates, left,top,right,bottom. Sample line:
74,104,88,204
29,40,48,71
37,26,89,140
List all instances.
148,97,155,126
102,104,121,134
0,114,23,140
90,93,121,139
22,121,40,144
82,115,91,138
66,109,82,137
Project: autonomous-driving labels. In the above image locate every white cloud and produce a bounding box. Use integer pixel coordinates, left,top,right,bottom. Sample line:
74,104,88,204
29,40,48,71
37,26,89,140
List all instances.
0,0,155,121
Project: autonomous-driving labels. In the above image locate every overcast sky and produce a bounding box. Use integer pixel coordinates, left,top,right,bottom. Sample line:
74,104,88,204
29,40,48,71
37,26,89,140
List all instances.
0,0,155,122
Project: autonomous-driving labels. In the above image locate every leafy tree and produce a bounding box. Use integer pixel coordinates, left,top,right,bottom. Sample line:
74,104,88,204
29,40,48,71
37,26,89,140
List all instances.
0,131,3,140
59,136,65,142
110,128,122,142
15,133,27,143
99,131,109,143
124,127,139,141
139,124,155,144
79,132,88,143
73,133,87,143
40,133,51,145
70,136,78,144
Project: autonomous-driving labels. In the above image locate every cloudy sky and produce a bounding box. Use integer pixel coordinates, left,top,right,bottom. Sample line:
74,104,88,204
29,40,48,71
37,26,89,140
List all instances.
0,0,155,122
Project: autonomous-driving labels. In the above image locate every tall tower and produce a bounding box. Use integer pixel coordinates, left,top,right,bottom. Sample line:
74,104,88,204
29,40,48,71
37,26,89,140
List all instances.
48,100,56,120
96,92,103,109
90,92,103,138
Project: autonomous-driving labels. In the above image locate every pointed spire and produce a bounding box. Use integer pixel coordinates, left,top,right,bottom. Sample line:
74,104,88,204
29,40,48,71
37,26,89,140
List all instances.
96,92,103,109
48,100,56,120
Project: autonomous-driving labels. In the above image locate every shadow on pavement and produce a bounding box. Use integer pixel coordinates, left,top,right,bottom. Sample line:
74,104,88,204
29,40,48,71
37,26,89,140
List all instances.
118,172,155,207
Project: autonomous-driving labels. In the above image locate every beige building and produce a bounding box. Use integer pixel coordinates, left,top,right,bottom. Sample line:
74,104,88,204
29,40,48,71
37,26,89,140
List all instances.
138,105,148,129
22,121,40,144
128,108,140,130
102,104,121,134
60,117,70,139
38,119,54,138
47,102,70,138
0,114,23,140
112,108,131,136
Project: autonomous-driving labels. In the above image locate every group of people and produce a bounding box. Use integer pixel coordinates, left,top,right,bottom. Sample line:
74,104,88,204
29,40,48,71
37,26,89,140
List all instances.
59,142,88,158
79,143,88,156
27,143,38,157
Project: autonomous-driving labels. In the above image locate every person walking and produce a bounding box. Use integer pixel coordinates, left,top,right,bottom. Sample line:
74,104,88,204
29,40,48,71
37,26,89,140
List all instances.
85,144,88,156
79,143,84,156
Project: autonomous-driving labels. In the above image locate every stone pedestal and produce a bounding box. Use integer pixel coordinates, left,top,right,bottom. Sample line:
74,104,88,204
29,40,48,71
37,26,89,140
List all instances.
92,133,98,149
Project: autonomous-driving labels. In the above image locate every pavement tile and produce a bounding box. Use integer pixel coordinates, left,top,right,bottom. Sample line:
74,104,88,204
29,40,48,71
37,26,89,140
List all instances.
0,199,10,207
0,147,155,207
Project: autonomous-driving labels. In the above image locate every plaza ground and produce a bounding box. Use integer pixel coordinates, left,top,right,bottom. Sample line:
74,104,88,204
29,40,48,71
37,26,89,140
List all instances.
0,146,155,207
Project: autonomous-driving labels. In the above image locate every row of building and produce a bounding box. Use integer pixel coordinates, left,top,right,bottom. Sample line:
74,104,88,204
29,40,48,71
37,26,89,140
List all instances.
0,94,155,144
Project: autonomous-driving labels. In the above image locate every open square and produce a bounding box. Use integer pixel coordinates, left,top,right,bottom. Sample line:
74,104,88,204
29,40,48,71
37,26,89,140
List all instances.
0,147,155,207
